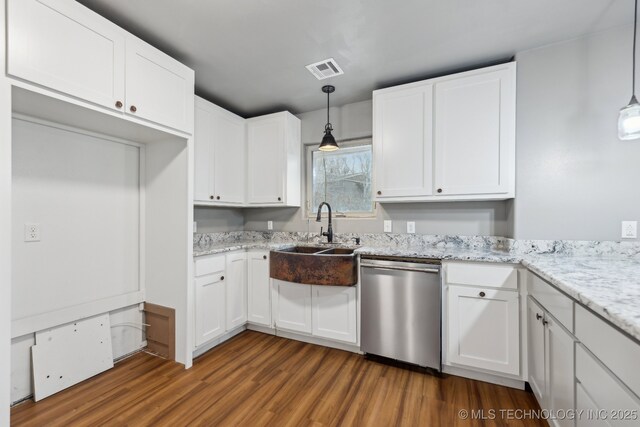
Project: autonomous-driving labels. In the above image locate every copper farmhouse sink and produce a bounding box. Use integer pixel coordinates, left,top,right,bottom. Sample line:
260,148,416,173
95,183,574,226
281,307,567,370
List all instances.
269,246,357,286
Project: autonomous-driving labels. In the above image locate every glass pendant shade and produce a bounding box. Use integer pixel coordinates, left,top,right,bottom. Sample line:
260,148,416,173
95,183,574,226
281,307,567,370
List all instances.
620,0,640,140
619,96,640,140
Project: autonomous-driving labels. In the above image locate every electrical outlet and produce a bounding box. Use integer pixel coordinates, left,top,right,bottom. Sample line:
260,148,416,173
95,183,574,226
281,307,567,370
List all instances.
407,221,416,234
383,220,392,233
267,221,273,230
622,221,637,239
24,223,40,242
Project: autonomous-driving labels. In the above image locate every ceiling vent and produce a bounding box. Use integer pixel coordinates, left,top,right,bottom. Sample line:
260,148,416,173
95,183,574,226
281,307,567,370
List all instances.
305,58,344,80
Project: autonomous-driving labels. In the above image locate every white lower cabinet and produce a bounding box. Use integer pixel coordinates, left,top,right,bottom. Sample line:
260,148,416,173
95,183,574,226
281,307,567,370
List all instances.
225,252,247,330
527,284,576,427
271,280,358,344
527,297,546,403
311,285,357,344
193,251,248,349
446,284,520,375
545,314,576,427
247,251,272,326
194,273,226,347
576,344,640,427
272,280,312,334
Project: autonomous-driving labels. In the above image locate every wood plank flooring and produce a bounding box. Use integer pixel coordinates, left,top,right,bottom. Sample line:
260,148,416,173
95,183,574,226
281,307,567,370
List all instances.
11,331,545,426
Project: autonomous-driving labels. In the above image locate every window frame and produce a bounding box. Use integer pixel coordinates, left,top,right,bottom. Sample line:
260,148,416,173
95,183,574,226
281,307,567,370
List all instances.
305,137,376,219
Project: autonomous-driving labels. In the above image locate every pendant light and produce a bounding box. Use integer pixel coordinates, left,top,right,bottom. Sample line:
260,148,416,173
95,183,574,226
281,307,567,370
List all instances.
319,85,339,151
619,0,640,140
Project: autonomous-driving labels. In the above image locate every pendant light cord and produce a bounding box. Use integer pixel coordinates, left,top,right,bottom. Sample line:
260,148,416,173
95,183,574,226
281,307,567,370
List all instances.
634,0,638,96
326,90,330,127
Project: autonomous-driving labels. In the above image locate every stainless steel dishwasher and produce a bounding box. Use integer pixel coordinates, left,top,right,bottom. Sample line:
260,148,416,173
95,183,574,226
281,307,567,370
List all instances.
360,256,441,370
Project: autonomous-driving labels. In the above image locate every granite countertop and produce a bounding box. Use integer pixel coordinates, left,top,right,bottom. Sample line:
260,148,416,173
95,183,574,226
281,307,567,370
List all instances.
193,241,522,263
523,255,640,342
193,240,640,342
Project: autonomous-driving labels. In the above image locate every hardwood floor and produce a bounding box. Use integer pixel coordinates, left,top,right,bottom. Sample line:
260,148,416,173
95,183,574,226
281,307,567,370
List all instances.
11,331,545,426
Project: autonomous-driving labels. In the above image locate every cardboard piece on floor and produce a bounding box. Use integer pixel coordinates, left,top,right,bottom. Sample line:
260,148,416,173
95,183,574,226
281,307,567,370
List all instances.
32,313,114,401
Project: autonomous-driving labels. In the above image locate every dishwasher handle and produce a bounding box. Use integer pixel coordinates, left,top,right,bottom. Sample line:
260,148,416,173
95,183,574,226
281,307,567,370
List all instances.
360,263,440,274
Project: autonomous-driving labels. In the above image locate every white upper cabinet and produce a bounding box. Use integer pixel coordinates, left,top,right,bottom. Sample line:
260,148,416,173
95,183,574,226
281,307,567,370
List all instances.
194,96,246,205
7,0,194,134
247,112,301,207
373,84,433,199
7,0,125,111
372,62,516,202
434,66,515,196
125,36,194,134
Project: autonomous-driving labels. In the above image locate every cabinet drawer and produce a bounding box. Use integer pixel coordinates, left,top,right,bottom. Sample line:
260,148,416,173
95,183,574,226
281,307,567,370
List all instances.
575,305,640,399
446,262,517,290
576,344,640,418
194,255,225,277
529,273,573,331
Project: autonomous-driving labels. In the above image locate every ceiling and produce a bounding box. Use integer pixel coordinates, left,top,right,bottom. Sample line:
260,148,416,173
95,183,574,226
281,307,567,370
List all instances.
78,0,632,118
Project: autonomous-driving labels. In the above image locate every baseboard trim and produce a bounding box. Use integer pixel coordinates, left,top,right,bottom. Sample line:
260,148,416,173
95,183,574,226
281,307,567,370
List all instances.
247,323,361,353
442,365,525,389
192,325,247,358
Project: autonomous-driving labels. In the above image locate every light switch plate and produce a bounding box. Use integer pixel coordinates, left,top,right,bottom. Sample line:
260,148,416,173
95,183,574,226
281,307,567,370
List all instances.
383,220,392,233
267,221,273,230
193,221,197,233
24,223,40,242
622,221,637,239
407,221,416,234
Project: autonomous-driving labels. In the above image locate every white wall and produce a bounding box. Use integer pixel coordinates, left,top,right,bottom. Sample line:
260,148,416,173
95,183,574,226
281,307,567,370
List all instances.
11,118,140,320
513,24,640,240
9,118,146,404
1,0,12,421
145,138,192,366
194,207,244,233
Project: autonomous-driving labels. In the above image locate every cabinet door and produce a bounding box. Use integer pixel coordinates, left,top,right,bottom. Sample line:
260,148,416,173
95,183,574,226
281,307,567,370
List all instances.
576,382,609,427
527,297,546,405
194,101,214,202
247,117,285,204
434,66,515,196
194,274,225,347
212,108,246,204
447,285,520,375
8,0,125,110
311,285,357,344
248,252,271,326
373,84,433,199
272,280,312,334
545,315,575,427
576,344,640,427
225,252,247,331
125,36,194,133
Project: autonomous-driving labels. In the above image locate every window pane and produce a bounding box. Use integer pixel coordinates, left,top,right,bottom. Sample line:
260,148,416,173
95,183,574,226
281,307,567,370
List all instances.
312,144,373,213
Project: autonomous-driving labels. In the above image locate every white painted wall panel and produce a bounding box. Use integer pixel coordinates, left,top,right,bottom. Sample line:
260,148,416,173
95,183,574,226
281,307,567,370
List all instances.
11,118,140,320
0,0,12,420
11,304,144,404
32,314,113,401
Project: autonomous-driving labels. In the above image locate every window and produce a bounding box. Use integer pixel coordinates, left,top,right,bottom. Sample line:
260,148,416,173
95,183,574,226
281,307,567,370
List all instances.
307,138,374,217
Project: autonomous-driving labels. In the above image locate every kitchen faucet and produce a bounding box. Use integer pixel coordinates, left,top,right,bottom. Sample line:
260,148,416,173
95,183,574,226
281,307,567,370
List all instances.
316,202,333,243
